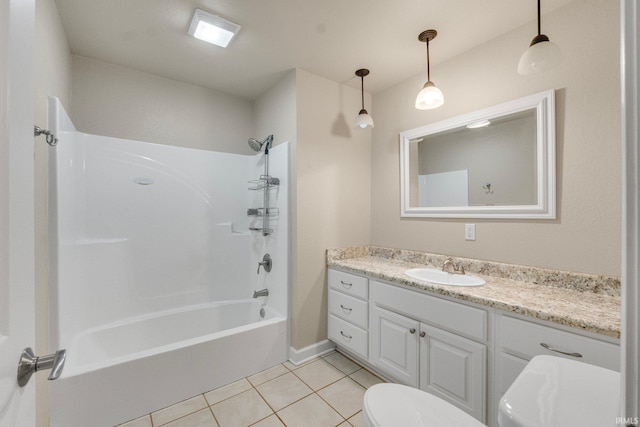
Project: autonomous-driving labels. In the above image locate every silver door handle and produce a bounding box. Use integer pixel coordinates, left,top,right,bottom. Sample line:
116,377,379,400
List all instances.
340,304,352,313
340,280,352,288
409,328,416,334
17,347,67,387
340,331,352,340
540,342,583,358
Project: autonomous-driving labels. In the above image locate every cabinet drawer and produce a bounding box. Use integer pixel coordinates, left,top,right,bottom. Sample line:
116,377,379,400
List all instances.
499,315,620,371
328,289,368,329
328,269,368,300
328,314,368,359
371,280,487,342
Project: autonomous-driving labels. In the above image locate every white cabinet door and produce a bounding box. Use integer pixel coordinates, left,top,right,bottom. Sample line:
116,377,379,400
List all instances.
419,324,486,423
370,305,419,386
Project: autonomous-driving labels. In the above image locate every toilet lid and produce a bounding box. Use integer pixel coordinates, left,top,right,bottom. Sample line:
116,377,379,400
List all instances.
363,383,485,427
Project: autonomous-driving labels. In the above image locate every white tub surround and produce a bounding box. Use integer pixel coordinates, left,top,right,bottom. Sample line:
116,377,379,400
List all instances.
47,97,290,427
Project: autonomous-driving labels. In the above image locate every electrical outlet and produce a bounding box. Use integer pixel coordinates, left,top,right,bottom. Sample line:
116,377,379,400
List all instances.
465,224,476,241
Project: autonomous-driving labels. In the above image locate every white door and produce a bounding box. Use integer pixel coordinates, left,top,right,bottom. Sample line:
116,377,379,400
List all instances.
0,0,36,426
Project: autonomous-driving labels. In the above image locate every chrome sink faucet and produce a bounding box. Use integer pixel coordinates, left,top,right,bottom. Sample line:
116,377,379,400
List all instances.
442,257,465,275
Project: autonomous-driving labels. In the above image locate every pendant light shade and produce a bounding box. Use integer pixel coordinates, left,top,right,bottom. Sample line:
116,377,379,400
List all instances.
518,0,562,75
416,30,443,110
354,69,374,129
415,81,444,110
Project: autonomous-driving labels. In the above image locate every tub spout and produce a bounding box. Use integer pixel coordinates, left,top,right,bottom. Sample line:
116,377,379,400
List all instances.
253,289,269,298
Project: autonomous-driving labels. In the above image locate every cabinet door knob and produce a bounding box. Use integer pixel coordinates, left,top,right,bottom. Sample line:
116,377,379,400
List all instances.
419,331,426,337
340,280,352,289
340,304,352,313
540,342,583,358
409,328,416,334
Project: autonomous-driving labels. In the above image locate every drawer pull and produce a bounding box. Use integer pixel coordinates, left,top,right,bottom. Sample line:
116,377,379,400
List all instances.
409,328,416,334
340,331,352,340
419,331,426,338
340,280,353,289
540,342,583,358
340,304,352,313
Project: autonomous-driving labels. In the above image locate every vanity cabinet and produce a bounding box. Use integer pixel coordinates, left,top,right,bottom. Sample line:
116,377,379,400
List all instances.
326,268,620,427
495,314,620,409
327,269,369,359
369,280,487,422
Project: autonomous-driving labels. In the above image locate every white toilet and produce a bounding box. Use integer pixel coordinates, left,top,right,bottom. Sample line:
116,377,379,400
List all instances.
362,355,620,427
363,382,484,427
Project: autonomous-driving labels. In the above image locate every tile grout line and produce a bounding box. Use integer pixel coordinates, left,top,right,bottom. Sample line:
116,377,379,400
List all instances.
206,400,220,427
155,394,207,427
119,352,375,427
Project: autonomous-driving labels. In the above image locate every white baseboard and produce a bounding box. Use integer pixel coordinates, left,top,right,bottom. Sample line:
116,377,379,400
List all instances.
288,339,335,366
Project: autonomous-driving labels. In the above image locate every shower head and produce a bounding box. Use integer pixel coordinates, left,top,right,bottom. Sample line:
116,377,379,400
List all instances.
248,135,274,152
248,138,262,152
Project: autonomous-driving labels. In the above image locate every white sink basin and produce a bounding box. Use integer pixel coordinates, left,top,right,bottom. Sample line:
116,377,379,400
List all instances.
405,268,485,287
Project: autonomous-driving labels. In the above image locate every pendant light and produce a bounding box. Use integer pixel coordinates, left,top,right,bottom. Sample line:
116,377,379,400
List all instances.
354,69,374,129
415,29,444,110
518,0,562,75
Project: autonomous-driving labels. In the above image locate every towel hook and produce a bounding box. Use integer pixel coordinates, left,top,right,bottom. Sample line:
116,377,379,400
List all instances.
34,125,58,146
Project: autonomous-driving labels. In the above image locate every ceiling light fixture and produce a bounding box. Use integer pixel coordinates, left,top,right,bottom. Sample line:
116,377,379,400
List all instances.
188,9,241,48
354,69,374,129
415,29,444,110
518,0,562,75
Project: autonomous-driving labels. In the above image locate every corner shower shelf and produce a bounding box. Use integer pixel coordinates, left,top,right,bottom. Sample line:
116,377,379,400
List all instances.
249,227,274,234
248,175,280,191
248,172,279,236
247,207,279,217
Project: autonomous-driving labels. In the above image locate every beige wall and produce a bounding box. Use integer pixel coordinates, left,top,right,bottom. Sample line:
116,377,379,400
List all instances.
254,70,297,148
371,0,620,276
34,0,72,426
71,55,255,154
293,69,372,349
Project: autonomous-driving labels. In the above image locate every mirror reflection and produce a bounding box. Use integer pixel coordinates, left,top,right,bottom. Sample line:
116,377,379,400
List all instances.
408,109,537,208
400,89,555,219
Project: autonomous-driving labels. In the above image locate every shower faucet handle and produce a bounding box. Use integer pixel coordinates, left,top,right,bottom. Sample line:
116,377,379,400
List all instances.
257,254,272,274
17,347,67,387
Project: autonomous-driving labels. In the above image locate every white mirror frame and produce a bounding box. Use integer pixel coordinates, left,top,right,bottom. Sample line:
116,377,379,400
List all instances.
400,89,556,219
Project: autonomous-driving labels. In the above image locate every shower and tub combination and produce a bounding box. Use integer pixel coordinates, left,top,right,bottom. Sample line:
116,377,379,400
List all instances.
46,97,289,427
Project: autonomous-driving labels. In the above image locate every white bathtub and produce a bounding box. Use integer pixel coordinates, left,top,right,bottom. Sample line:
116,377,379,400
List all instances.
50,300,288,427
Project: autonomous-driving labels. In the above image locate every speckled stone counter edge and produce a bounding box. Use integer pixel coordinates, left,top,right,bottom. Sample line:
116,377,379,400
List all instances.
327,246,620,297
327,246,620,338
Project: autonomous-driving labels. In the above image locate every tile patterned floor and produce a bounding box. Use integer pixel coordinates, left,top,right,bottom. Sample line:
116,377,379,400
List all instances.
117,351,384,427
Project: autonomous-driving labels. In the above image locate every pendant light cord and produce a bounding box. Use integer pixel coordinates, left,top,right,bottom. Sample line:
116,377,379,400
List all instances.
360,75,365,110
537,0,541,36
426,39,431,82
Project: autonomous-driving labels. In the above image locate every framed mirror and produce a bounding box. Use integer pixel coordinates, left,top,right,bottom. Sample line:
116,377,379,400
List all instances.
400,89,555,219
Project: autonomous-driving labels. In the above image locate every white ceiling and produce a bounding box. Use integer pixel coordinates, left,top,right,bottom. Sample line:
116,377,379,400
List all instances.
54,0,574,100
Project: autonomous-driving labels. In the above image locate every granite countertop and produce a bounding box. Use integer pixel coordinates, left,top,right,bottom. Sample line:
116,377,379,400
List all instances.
327,247,621,339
